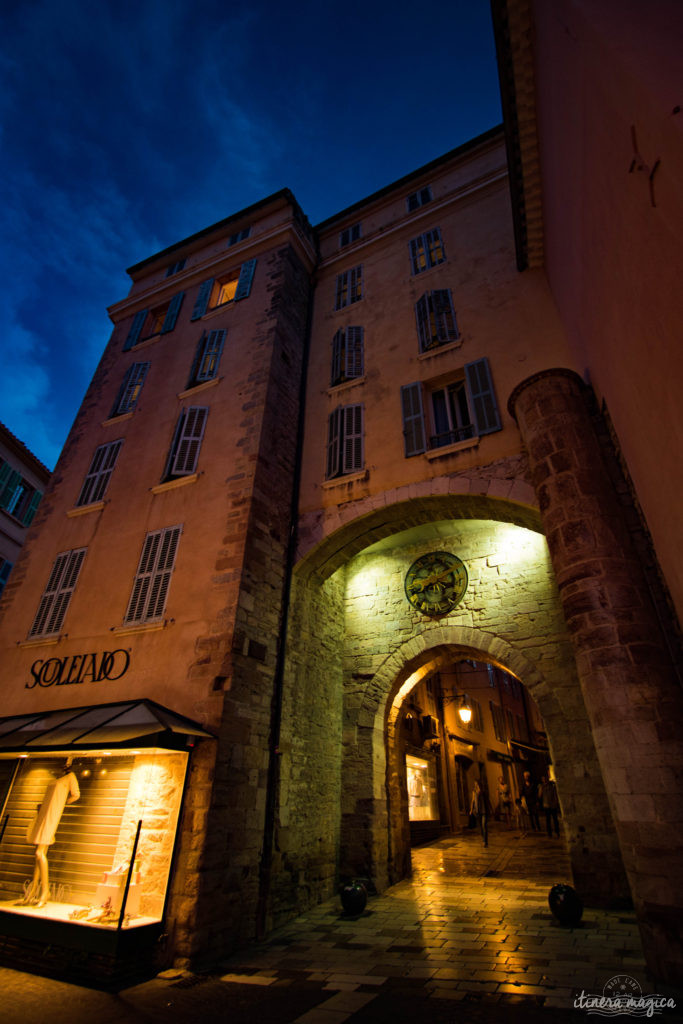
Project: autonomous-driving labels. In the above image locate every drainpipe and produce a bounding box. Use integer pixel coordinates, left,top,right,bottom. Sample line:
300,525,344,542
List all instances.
255,244,317,940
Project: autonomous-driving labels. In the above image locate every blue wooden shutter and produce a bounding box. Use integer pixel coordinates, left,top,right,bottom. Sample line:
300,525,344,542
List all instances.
465,357,501,435
161,291,184,333
415,294,430,351
0,467,21,510
346,326,364,378
235,258,256,301
163,412,186,480
123,309,148,351
196,329,226,382
326,408,341,478
0,559,12,592
433,290,458,345
342,404,364,473
331,330,343,386
401,383,426,456
410,236,426,275
23,489,43,526
191,279,214,320
171,407,208,475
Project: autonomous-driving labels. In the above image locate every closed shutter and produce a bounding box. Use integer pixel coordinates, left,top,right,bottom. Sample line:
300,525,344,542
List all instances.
401,383,426,456
235,258,257,301
29,548,86,638
433,290,458,344
125,526,181,624
331,330,343,386
171,407,208,475
123,310,148,351
415,294,430,351
346,326,364,378
326,408,341,479
342,404,364,473
350,265,363,303
465,357,501,435
77,441,122,506
161,291,184,333
0,558,12,592
23,489,43,526
191,279,214,320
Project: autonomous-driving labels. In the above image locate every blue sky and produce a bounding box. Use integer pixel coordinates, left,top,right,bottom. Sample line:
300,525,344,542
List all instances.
0,0,501,470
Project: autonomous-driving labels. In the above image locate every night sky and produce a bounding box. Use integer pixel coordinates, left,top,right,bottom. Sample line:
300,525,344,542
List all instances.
0,0,502,470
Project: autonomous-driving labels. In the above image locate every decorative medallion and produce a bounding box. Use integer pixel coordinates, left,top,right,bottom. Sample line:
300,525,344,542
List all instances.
404,551,468,618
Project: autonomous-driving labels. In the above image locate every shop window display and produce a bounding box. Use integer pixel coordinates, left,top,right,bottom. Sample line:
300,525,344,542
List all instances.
0,750,186,929
406,754,438,821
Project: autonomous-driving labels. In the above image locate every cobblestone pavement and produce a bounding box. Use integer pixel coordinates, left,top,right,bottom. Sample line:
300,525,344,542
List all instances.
2,825,682,1023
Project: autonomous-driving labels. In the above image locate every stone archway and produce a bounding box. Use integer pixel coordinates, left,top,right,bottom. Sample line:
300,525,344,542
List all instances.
339,625,629,906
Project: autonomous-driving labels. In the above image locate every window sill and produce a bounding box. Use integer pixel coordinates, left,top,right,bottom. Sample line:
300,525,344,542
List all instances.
111,620,169,637
177,377,221,400
151,474,198,495
328,375,365,395
418,338,462,360
128,333,161,352
199,302,234,323
18,636,61,648
322,469,368,489
67,501,106,518
425,436,479,460
102,412,133,427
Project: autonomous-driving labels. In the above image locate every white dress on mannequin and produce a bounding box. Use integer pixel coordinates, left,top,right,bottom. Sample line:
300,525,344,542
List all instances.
27,771,80,845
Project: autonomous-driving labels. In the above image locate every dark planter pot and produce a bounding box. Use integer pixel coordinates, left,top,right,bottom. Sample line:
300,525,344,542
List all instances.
340,880,367,916
548,883,583,926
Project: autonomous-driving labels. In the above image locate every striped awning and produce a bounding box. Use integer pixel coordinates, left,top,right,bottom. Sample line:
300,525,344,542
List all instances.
0,699,214,752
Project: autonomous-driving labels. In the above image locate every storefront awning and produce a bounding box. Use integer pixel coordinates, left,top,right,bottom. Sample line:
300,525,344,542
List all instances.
0,699,215,752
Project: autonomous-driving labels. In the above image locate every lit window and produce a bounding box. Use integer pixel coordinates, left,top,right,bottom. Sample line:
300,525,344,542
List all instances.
188,329,226,387
124,526,181,624
407,185,432,212
29,548,86,638
335,266,363,310
409,229,445,275
123,292,184,350
212,275,238,308
191,259,257,320
76,440,123,506
111,362,150,416
326,404,364,478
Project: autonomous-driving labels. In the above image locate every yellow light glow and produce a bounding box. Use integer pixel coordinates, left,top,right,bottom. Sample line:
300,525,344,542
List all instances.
458,705,472,724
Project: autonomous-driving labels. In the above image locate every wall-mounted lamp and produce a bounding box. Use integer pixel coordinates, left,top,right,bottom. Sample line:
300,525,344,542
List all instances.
443,690,472,725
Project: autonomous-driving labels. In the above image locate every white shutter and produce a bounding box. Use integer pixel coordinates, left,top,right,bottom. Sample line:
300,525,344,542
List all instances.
171,407,208,475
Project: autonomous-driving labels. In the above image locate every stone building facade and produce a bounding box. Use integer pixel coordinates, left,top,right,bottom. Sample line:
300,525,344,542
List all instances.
0,422,50,598
0,1,681,987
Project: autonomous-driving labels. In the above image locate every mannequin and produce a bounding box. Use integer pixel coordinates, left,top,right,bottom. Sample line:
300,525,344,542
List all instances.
19,758,80,907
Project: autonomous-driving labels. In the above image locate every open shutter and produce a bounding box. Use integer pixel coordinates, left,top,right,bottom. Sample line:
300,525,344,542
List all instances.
345,327,364,378
331,330,343,386
235,258,256,301
23,489,43,526
161,291,184,333
326,408,341,479
415,294,429,351
123,310,148,351
342,404,363,473
0,467,21,510
401,383,426,456
171,407,208,475
465,357,501,435
410,237,425,275
433,290,458,344
113,361,149,415
196,329,226,382
0,559,12,591
191,279,214,320
30,548,86,637
125,532,160,623
146,526,181,620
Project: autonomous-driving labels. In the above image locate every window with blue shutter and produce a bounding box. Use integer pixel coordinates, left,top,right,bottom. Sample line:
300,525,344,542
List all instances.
331,327,364,386
335,266,363,310
415,290,459,351
76,440,123,506
234,258,256,301
164,407,208,478
409,228,445,275
464,357,501,435
0,461,42,525
191,279,214,320
124,525,182,624
188,329,226,387
400,383,426,456
29,547,87,638
326,405,364,478
123,309,148,351
161,291,184,333
112,362,150,416
23,488,43,526
0,558,12,595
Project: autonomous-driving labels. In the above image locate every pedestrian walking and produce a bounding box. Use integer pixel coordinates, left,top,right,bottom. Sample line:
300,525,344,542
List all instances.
521,770,541,831
470,780,491,847
540,773,560,837
497,775,513,827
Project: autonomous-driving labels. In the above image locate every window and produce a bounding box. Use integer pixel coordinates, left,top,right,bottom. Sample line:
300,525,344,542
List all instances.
461,695,483,732
111,362,150,416
409,229,445,274
407,185,432,211
340,223,361,247
165,258,186,277
0,558,13,595
29,548,86,638
489,701,507,743
326,404,364,479
334,266,363,310
124,525,181,624
188,329,226,388
0,461,42,526
400,358,501,456
331,327,364,386
76,440,123,506
228,227,250,246
164,407,208,478
415,289,459,351
123,291,184,350
191,258,257,320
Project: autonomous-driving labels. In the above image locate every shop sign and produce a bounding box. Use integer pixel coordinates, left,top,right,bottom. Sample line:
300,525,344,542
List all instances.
26,649,131,689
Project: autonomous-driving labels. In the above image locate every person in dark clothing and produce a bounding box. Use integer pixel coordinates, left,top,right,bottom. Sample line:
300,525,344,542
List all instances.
470,780,491,847
521,771,541,831
540,774,560,837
